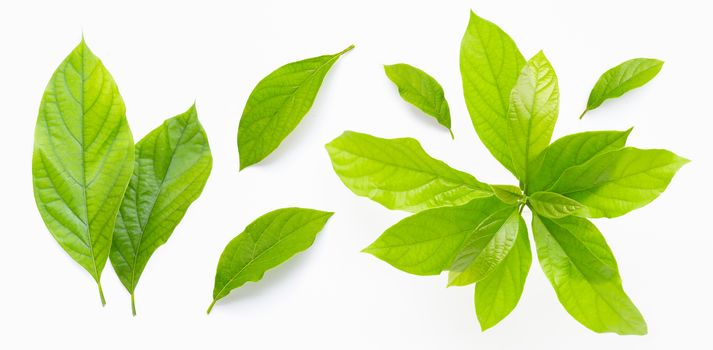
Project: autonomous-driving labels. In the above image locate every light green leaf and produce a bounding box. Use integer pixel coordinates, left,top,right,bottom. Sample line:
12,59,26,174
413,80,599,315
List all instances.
208,208,333,314
238,45,354,170
474,215,531,331
32,39,134,304
460,11,525,174
325,131,492,212
448,207,520,286
384,63,453,138
528,129,631,193
528,192,583,219
581,58,664,118
532,214,647,335
363,197,507,276
490,184,522,205
549,147,688,218
110,105,212,315
507,51,559,185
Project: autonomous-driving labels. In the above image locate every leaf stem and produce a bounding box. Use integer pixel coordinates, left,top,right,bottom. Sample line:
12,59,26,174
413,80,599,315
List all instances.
337,44,355,56
97,282,106,306
206,300,217,315
579,109,588,119
131,293,137,316
448,129,455,140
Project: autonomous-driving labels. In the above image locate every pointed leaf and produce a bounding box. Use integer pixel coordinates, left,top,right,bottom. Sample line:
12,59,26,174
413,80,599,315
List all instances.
581,58,664,118
110,105,212,313
507,51,559,185
363,197,507,276
528,129,631,193
208,208,333,313
528,192,583,219
384,63,453,137
475,215,531,330
32,40,134,303
460,11,525,174
325,131,492,212
550,147,688,218
238,45,354,169
490,184,522,205
532,214,647,335
448,207,520,286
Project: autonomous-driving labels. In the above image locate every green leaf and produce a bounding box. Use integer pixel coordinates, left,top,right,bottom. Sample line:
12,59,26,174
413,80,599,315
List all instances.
581,58,664,118
490,184,522,205
528,192,583,219
532,214,647,335
528,129,631,193
549,147,688,218
325,131,492,212
448,207,520,286
363,197,507,276
110,105,212,315
208,208,333,314
384,63,453,138
474,215,531,331
507,51,559,185
32,39,134,304
460,11,525,174
238,45,354,170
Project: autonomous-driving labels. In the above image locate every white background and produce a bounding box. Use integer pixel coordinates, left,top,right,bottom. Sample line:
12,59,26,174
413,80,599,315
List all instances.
0,0,711,348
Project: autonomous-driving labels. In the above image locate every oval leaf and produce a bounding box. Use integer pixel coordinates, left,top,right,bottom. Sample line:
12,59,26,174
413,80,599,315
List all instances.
549,147,688,218
110,105,212,315
32,39,134,304
507,51,559,185
325,131,492,212
581,58,663,118
363,197,508,276
448,207,520,286
238,45,354,170
532,214,647,335
490,184,522,205
208,208,333,314
384,63,453,138
528,192,583,219
460,11,525,174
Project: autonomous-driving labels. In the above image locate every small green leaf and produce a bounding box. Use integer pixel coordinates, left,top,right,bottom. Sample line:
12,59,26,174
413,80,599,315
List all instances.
325,131,492,212
460,11,525,174
507,51,559,185
528,192,583,219
581,58,663,118
549,147,688,218
238,45,354,169
32,39,134,304
528,129,631,193
448,207,520,286
110,105,212,315
490,184,522,205
474,215,531,331
363,197,507,276
384,63,453,138
532,214,647,335
208,208,333,314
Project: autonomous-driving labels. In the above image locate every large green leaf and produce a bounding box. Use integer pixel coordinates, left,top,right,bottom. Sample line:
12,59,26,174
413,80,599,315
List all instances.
581,58,664,118
448,207,520,286
528,192,583,219
384,63,453,138
507,51,559,185
532,215,647,335
549,147,688,218
110,105,212,315
363,197,507,276
238,45,354,169
325,131,492,212
528,129,631,193
460,11,525,174
474,215,531,331
32,39,134,304
208,208,333,314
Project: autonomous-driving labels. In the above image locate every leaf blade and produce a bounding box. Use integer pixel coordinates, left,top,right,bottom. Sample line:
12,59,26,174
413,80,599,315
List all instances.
528,192,583,219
